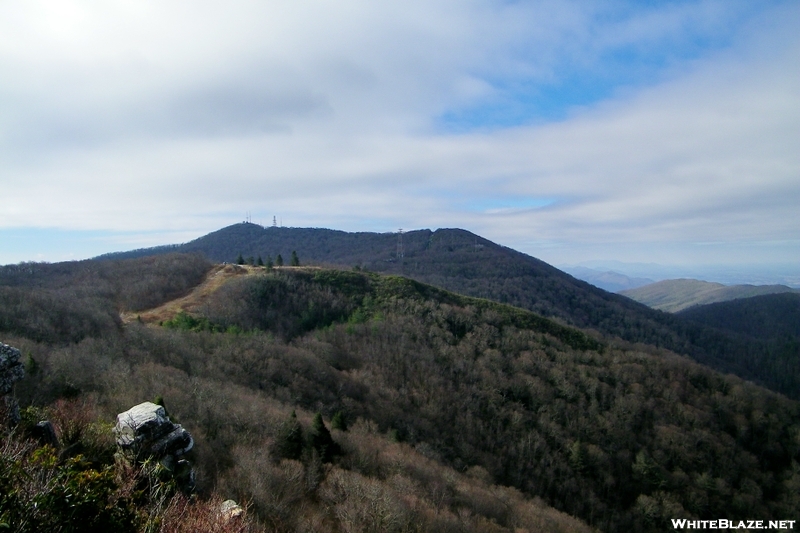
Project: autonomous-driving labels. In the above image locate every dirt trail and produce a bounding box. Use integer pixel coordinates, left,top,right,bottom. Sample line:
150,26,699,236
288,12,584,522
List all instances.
120,263,257,325
121,264,322,325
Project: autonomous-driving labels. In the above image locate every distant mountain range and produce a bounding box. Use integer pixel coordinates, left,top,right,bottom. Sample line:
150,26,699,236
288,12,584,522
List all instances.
562,259,800,287
98,223,800,400
620,279,800,313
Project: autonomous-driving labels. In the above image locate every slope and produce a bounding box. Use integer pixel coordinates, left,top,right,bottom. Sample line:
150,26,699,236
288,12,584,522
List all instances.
620,279,799,313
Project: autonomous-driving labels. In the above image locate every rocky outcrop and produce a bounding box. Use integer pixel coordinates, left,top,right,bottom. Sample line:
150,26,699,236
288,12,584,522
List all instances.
0,343,25,424
115,401,195,491
115,402,194,457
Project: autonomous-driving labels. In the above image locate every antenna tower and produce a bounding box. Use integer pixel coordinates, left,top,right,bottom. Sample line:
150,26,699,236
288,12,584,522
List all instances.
273,216,277,227
396,228,404,259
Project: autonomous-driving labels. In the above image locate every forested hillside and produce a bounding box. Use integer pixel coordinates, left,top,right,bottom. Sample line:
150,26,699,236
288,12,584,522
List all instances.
98,223,800,400
678,292,800,343
0,254,212,344
3,255,799,532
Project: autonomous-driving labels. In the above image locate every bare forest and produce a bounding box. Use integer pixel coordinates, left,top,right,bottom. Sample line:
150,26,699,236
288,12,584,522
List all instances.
1,254,799,532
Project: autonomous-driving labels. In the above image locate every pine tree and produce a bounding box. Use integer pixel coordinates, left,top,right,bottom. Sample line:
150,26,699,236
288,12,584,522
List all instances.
331,410,347,431
256,255,264,266
236,253,244,265
308,413,338,463
266,255,273,269
290,250,300,266
276,254,284,267
272,411,303,461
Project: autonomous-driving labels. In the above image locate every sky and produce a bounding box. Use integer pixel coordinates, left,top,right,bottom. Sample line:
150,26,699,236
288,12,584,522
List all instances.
1,1,798,284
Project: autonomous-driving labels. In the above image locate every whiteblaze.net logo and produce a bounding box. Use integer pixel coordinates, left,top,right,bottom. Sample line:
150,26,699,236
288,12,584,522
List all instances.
671,519,796,530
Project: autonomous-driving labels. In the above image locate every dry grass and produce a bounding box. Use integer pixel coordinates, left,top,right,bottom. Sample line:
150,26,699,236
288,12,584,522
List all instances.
158,495,263,533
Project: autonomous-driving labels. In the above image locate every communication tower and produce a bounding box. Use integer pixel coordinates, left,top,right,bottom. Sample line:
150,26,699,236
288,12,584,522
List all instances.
397,228,404,259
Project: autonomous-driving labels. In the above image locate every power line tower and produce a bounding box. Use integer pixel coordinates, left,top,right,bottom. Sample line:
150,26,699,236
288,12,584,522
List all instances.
272,216,277,227
396,228,404,259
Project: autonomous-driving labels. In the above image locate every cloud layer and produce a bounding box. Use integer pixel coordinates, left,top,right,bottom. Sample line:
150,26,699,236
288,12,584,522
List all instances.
0,1,797,271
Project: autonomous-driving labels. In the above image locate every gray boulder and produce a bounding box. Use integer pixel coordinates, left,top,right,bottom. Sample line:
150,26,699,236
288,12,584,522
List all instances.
0,343,24,424
115,401,196,493
0,343,24,396
115,402,193,459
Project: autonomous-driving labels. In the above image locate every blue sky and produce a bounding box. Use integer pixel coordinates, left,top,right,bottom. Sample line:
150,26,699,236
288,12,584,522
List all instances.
438,2,763,131
0,1,797,284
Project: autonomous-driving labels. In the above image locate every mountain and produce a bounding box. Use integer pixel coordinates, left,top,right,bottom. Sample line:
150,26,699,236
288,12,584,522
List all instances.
3,256,799,532
620,279,799,313
96,223,800,400
560,265,654,292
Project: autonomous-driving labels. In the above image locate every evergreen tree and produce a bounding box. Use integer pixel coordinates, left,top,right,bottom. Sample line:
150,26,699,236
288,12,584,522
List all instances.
275,254,284,267
266,255,273,269
256,255,264,267
331,410,347,431
308,412,338,463
235,253,244,265
290,250,300,267
272,411,303,461
153,395,168,416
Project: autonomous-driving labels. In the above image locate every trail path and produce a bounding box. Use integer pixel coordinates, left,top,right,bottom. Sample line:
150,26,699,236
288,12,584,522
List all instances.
120,264,321,325
120,263,257,324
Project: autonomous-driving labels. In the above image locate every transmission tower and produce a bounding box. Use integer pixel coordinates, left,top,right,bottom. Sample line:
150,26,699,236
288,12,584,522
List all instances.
396,228,404,259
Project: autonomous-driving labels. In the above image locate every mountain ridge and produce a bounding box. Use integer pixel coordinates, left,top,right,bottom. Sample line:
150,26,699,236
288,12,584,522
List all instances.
93,223,800,400
620,278,799,313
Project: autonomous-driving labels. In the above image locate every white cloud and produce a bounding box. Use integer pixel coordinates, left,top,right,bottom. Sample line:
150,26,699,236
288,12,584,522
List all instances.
0,0,797,270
